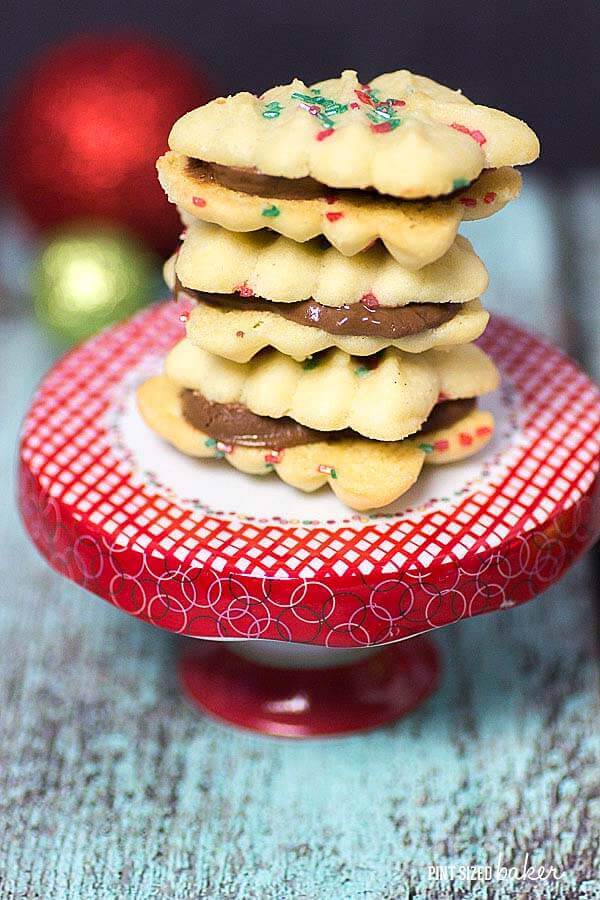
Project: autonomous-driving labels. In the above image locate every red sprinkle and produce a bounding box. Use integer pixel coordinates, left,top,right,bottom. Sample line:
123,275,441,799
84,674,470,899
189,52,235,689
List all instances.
470,129,486,146
459,432,474,446
265,451,283,465
349,102,360,110
483,192,497,204
388,98,406,107
459,197,477,208
434,439,450,451
192,196,206,207
371,121,394,133
316,128,334,141
476,425,493,437
326,211,344,222
361,292,379,309
355,90,375,106
450,122,487,146
237,283,254,297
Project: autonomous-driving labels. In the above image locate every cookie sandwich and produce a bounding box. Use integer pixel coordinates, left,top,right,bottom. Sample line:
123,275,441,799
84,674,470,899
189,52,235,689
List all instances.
157,69,537,269
140,68,539,510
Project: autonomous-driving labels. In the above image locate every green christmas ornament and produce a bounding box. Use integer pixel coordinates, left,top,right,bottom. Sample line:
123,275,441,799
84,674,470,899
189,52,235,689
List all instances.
31,228,156,344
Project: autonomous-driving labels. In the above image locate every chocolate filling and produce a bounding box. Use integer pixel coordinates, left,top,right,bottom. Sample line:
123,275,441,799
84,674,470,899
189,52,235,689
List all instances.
188,159,347,201
181,392,319,448
186,158,475,203
203,162,330,200
181,391,476,450
176,281,459,339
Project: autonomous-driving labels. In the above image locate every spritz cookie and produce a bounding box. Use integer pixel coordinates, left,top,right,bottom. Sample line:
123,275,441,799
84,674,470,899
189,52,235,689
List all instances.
169,223,489,306
137,375,495,511
162,338,499,442
158,154,521,269
168,69,538,199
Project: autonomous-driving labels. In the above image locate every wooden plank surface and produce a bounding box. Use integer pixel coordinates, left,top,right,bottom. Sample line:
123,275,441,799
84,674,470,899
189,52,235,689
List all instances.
0,178,598,899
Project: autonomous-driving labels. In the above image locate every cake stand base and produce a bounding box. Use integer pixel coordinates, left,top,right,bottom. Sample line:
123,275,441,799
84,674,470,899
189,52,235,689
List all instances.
178,637,440,737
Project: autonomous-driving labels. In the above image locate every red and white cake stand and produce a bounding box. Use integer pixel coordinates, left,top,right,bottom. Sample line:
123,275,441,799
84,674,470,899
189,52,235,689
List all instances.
18,301,600,737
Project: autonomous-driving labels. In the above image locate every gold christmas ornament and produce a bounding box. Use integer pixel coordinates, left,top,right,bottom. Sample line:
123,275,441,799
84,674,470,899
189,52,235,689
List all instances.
32,227,157,344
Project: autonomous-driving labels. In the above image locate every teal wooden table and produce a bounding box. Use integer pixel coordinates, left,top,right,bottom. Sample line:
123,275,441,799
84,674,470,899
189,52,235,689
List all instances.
0,178,598,899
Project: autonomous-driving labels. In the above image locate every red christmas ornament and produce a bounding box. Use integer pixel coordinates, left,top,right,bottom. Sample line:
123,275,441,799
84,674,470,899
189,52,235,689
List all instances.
2,34,213,254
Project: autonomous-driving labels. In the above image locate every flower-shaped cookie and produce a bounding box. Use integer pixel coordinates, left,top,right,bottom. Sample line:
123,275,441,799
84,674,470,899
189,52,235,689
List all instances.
137,374,495,510
164,338,499,442
168,69,539,199
169,224,489,306
158,154,521,270
183,298,488,362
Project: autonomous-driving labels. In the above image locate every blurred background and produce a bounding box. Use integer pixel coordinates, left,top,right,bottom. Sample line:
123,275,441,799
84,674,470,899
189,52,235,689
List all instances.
4,0,600,168
1,0,598,346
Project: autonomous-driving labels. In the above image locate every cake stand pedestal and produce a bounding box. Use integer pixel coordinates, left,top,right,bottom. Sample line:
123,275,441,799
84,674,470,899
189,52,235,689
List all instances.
179,637,439,736
18,302,600,737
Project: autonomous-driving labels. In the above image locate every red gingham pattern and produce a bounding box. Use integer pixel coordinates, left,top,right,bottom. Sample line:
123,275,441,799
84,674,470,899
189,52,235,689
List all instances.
18,303,600,646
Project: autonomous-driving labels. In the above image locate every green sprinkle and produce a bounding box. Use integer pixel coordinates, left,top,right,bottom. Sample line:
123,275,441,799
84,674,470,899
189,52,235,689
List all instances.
303,357,319,370
261,205,280,217
319,100,347,116
418,443,434,454
265,463,274,471
291,91,315,103
318,113,335,129
354,365,369,377
330,468,337,480
374,104,393,119
204,438,217,448
291,90,348,130
452,178,470,190
367,111,402,131
262,101,283,119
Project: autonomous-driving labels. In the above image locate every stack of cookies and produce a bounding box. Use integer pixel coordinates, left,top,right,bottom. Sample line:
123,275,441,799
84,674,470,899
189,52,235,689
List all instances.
138,69,538,510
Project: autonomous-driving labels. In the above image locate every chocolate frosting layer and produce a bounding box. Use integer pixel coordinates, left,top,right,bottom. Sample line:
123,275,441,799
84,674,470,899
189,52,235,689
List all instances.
181,390,476,450
186,158,474,203
422,397,476,434
181,391,323,448
188,158,342,200
205,162,329,200
176,282,459,339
